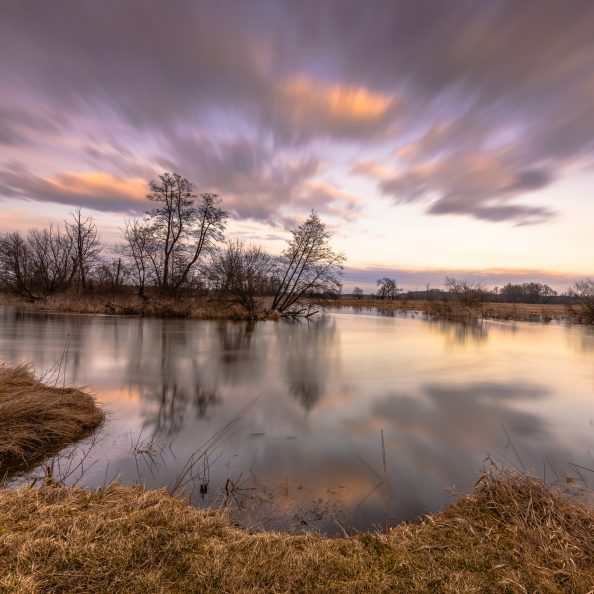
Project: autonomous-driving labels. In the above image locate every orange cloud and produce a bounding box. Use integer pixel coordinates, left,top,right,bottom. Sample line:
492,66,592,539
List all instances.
46,171,146,203
281,75,395,122
0,165,148,213
350,160,393,180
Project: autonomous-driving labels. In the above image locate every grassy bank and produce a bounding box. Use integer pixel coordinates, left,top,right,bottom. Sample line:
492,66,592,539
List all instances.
0,472,593,593
2,293,586,324
335,298,582,324
0,292,267,320
0,364,104,480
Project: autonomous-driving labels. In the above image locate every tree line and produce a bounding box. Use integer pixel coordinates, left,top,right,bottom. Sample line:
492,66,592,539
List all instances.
0,172,345,316
351,277,594,313
354,278,560,304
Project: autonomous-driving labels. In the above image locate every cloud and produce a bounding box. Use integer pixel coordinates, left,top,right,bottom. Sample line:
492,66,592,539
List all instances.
1,0,594,224
271,75,399,143
350,160,392,180
343,265,584,292
282,1,594,221
0,141,360,229
296,181,362,221
0,106,65,147
354,152,556,224
156,137,323,224
0,165,146,213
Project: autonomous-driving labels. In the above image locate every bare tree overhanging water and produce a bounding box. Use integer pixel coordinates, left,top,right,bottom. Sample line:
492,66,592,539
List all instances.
270,211,345,316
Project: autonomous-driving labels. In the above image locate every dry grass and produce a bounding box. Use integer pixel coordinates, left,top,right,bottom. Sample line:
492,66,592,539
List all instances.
336,298,580,324
0,364,104,480
0,292,268,321
1,472,593,593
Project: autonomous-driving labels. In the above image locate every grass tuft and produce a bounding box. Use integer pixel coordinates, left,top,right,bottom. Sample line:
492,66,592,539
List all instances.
1,471,593,593
0,364,104,480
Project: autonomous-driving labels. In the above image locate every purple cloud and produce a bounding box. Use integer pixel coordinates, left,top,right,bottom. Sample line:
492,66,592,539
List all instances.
1,0,594,224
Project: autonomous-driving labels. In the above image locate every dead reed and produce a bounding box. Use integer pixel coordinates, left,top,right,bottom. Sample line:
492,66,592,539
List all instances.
0,364,104,480
1,471,593,593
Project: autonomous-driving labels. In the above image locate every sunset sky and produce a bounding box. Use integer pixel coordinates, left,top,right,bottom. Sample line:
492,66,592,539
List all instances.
1,1,593,291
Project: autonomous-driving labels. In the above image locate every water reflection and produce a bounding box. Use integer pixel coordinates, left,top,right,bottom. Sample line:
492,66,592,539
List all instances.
0,306,593,533
280,317,337,413
142,382,221,435
567,325,594,355
429,318,489,346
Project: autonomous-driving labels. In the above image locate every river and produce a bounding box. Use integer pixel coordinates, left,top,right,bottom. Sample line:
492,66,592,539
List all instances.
1,306,593,533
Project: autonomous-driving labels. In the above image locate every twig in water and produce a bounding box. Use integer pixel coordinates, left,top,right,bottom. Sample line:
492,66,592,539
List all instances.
381,429,390,533
569,462,594,474
568,454,589,487
502,424,526,471
170,396,259,496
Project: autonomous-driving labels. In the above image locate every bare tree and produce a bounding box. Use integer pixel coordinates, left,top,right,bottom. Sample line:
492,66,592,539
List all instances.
0,232,35,299
95,257,129,295
120,219,159,297
27,224,77,295
444,277,488,308
66,207,101,294
353,286,364,299
376,277,400,300
209,239,272,316
1,224,79,299
144,172,228,295
570,279,594,323
500,282,557,304
271,211,345,314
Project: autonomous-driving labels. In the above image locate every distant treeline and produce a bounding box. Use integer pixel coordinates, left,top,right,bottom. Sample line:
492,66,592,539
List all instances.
351,277,594,317
349,284,575,304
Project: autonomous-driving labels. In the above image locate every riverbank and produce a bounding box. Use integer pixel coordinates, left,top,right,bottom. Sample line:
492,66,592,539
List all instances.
1,293,587,324
0,293,272,321
334,298,584,324
1,472,592,593
0,364,104,480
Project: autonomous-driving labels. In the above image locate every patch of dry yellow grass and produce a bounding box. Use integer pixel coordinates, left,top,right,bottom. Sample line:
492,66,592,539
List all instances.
0,292,268,321
336,298,579,324
1,472,593,593
0,364,104,480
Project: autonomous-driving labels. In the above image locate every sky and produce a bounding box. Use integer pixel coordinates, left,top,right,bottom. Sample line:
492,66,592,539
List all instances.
1,0,593,292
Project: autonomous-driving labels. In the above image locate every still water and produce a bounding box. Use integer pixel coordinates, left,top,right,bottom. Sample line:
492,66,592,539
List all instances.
1,306,593,533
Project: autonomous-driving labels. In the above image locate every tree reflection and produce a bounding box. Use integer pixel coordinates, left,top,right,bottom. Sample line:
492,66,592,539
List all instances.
216,320,256,366
152,383,187,435
429,318,489,346
279,316,338,413
289,381,321,413
147,382,221,435
137,322,221,435
193,385,220,418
